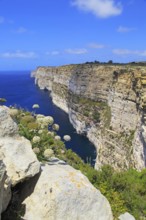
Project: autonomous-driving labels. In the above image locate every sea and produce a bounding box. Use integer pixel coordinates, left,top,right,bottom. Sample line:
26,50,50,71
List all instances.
0,71,96,166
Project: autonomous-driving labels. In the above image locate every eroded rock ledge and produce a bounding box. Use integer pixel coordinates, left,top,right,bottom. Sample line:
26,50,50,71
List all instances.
32,64,146,171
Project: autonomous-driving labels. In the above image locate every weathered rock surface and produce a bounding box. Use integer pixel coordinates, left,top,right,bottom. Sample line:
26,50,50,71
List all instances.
0,161,11,219
118,212,136,220
0,106,18,137
0,137,40,186
22,159,113,220
0,106,40,186
0,106,41,218
32,64,146,170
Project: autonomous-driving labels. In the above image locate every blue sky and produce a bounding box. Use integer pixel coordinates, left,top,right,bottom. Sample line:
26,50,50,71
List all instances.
0,0,146,70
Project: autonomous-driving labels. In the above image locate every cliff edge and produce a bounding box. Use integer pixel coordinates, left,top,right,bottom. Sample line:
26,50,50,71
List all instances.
32,64,146,171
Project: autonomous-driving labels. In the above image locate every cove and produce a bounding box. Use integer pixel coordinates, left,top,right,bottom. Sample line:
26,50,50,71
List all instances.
0,71,96,165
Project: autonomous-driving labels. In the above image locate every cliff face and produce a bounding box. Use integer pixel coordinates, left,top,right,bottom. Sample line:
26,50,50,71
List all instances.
32,64,146,171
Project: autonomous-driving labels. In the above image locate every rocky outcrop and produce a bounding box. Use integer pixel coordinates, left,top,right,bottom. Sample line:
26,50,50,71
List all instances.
0,106,40,218
0,161,11,219
118,212,135,220
0,106,18,137
0,137,40,186
0,106,40,186
32,64,146,170
22,158,113,220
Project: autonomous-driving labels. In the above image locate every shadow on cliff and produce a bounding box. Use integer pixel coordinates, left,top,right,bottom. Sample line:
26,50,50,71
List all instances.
1,159,68,220
2,171,41,220
139,129,146,167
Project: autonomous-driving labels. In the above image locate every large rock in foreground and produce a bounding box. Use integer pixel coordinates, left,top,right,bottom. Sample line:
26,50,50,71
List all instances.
0,137,40,186
0,106,40,186
23,159,113,220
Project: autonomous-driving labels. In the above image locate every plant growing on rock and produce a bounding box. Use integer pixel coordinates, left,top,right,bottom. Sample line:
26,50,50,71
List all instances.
43,149,54,159
32,104,40,109
14,108,68,162
32,136,41,144
52,123,60,131
54,135,61,140
9,108,19,117
33,147,40,154
63,135,71,141
0,98,7,105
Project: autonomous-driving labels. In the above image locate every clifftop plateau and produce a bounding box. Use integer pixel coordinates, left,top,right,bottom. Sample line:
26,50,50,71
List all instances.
32,63,146,171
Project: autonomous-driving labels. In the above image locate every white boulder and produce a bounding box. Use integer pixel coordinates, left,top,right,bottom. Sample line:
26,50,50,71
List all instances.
0,137,40,186
23,159,113,220
118,212,135,220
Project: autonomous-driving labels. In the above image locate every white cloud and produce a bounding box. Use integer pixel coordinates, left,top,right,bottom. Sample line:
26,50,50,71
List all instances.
0,51,38,58
113,49,134,55
51,51,60,55
0,16,14,24
88,43,105,48
140,51,146,56
117,26,136,33
71,0,122,18
113,49,146,56
65,48,88,54
0,16,4,24
46,48,87,56
13,27,28,34
46,51,60,56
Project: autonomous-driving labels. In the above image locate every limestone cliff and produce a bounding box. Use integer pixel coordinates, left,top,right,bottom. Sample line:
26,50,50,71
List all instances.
32,64,146,171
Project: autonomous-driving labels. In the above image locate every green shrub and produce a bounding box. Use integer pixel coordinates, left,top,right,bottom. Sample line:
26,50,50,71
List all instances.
27,122,39,130
0,98,7,105
20,115,35,125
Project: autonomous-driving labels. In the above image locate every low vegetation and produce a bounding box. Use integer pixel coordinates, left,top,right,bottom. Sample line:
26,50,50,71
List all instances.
70,94,111,125
10,106,146,219
84,60,146,66
0,98,7,105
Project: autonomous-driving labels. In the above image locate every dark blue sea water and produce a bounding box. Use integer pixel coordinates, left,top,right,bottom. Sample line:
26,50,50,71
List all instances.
0,71,96,165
